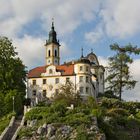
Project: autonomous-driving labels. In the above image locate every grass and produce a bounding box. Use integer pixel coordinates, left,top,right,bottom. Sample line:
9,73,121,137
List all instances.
0,112,15,135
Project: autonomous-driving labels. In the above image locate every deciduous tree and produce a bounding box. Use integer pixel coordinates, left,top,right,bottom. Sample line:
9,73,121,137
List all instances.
0,37,26,94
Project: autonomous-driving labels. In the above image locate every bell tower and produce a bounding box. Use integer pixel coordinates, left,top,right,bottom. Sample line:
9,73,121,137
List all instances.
45,21,60,65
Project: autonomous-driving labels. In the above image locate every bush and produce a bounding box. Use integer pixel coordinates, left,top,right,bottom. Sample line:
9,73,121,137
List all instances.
106,108,129,117
25,107,49,120
76,124,88,140
50,100,67,116
135,111,140,119
18,127,34,139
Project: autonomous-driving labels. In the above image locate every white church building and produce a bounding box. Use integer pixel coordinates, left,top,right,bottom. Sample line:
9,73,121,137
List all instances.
27,22,105,105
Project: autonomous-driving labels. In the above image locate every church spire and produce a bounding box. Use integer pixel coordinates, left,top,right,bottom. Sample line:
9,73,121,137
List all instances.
46,19,59,45
45,20,60,66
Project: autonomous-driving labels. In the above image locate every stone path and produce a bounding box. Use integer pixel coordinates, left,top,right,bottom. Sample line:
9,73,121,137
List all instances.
2,116,22,140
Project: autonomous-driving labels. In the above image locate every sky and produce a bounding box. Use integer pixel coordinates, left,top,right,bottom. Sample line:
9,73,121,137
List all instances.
0,0,140,101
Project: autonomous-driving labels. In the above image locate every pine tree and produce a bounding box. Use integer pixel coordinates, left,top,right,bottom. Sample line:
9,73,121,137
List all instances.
106,43,140,100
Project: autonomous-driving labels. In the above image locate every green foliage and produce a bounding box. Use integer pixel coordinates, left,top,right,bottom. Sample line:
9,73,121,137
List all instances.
91,108,102,118
76,125,88,140
17,127,35,139
0,36,27,93
135,111,140,119
25,107,49,120
52,81,82,106
86,96,97,108
0,36,27,117
99,90,119,99
99,97,140,115
0,93,5,117
106,108,129,117
106,43,140,100
0,112,15,134
50,100,68,115
4,90,23,114
98,97,140,140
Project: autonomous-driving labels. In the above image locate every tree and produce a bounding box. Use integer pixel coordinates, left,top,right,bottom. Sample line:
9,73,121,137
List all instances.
0,93,5,117
0,37,27,116
0,37,27,94
106,43,140,100
53,81,81,106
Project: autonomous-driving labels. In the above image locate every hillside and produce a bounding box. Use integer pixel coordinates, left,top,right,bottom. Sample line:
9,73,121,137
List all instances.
17,97,105,140
16,96,140,140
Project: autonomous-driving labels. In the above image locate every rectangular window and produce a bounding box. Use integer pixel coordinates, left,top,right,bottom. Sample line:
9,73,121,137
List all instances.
43,90,46,97
86,76,89,83
43,79,46,84
66,77,70,83
80,87,84,93
80,66,83,71
33,90,36,96
100,74,103,80
86,66,89,72
86,87,89,94
55,78,59,84
79,76,83,82
55,89,59,94
32,80,36,85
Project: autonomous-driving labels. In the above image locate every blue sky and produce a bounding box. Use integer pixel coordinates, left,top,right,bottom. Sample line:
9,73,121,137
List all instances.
0,0,140,101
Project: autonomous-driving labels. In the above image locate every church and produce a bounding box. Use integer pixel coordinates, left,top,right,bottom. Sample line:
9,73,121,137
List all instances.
27,22,105,105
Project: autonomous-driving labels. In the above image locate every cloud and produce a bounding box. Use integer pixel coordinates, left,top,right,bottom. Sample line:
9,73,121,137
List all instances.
60,42,72,61
123,59,140,101
0,0,101,37
98,56,108,67
100,0,140,38
13,35,45,68
41,0,101,35
85,26,103,44
13,35,71,69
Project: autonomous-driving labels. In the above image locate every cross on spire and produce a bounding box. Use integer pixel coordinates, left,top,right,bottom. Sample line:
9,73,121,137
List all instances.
51,18,54,29
81,47,84,58
91,48,93,53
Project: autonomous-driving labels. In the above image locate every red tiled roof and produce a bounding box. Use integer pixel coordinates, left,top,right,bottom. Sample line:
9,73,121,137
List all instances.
28,64,74,78
28,66,46,78
56,64,74,76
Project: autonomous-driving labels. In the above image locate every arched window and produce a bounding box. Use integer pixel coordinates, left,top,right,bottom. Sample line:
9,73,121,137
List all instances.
55,50,57,57
48,50,51,57
49,69,53,74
